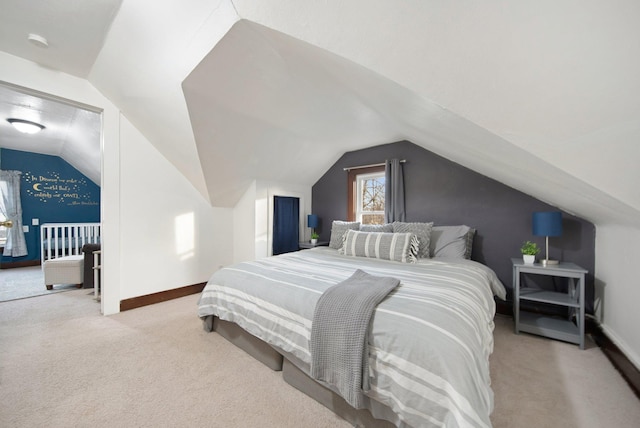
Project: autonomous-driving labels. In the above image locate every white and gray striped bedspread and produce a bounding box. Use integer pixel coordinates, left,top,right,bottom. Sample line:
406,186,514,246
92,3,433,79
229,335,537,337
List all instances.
197,247,506,428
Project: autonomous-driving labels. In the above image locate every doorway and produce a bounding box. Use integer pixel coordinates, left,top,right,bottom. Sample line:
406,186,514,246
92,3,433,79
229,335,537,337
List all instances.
0,82,103,303
272,196,299,255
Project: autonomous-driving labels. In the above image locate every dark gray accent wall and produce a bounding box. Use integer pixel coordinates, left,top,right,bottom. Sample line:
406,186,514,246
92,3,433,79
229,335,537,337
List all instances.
312,141,596,312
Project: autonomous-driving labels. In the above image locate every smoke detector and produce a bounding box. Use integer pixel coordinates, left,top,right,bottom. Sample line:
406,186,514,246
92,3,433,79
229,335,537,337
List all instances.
27,33,49,48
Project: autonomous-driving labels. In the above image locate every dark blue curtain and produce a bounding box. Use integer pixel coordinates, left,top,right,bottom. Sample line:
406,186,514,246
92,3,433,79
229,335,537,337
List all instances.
273,196,299,255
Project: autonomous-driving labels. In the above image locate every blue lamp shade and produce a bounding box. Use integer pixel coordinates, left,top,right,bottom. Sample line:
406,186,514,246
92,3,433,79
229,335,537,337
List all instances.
532,211,563,237
307,214,319,229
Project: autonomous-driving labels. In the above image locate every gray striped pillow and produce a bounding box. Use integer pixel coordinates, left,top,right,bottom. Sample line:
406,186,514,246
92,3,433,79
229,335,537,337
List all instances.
392,221,434,258
339,230,419,263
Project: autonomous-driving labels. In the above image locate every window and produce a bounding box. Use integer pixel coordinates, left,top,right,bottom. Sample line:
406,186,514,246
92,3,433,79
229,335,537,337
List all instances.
347,166,385,225
356,171,385,224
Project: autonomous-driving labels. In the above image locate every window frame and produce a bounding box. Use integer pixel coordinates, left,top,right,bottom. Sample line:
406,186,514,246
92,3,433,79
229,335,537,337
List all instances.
347,165,385,223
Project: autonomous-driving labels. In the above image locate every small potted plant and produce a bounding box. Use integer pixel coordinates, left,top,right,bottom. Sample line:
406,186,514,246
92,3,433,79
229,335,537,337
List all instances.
520,240,539,264
311,232,319,245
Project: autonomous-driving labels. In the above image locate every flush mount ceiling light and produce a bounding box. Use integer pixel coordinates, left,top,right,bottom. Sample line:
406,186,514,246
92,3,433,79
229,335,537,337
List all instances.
27,33,49,48
7,118,45,134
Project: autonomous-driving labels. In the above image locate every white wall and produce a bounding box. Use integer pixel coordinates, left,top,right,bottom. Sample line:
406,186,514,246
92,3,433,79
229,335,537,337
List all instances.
119,118,233,299
0,52,233,314
233,180,257,264
596,225,640,369
0,51,121,314
89,0,239,202
254,180,312,260
231,180,312,263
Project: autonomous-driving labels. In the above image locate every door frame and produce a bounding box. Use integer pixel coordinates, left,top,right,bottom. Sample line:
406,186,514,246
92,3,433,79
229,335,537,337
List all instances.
267,189,305,257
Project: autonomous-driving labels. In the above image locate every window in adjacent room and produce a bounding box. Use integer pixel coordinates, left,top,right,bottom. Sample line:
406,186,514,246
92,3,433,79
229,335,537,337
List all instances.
348,166,385,224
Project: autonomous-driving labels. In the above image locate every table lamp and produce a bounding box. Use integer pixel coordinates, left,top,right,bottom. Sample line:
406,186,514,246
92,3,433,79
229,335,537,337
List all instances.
307,214,319,242
532,211,563,266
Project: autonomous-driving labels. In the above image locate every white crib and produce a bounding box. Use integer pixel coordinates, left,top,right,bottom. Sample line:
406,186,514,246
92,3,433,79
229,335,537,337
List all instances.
40,222,101,263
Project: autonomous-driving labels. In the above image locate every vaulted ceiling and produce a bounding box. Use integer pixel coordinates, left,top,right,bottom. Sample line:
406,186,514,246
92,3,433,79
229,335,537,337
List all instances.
0,83,101,184
1,1,639,227
0,0,118,185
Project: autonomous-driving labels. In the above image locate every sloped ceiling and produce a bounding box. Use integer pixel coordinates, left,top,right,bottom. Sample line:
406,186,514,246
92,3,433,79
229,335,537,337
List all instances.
0,0,122,79
183,19,634,226
227,0,640,223
0,0,119,184
2,0,639,228
0,83,101,184
88,0,239,201
182,20,404,205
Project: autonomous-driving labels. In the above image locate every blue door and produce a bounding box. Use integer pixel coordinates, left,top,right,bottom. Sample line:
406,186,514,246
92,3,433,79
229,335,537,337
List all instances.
273,196,299,255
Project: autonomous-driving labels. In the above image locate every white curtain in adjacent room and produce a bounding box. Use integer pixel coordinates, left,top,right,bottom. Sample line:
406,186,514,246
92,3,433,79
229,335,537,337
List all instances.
0,170,28,257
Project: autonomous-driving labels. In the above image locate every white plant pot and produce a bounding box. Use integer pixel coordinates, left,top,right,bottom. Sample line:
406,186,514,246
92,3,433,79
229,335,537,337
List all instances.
523,254,535,264
311,239,318,245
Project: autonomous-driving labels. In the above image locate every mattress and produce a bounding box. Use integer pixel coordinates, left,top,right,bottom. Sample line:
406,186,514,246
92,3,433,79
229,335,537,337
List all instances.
198,247,506,428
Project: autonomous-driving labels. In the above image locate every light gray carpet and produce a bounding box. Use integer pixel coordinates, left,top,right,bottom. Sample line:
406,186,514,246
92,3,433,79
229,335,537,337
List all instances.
0,266,78,302
0,290,638,427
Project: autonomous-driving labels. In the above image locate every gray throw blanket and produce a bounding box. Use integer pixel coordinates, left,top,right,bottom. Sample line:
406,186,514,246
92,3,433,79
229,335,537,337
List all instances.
309,269,400,409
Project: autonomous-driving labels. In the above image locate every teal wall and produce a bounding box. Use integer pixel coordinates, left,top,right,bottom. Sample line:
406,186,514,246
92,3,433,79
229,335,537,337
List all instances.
1,148,100,263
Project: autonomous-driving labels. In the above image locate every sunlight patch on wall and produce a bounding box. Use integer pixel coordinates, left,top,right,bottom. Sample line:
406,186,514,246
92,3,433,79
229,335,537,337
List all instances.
175,212,195,260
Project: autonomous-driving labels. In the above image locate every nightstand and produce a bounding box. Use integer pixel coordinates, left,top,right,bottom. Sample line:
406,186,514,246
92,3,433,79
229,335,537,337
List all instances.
512,258,588,349
298,241,329,250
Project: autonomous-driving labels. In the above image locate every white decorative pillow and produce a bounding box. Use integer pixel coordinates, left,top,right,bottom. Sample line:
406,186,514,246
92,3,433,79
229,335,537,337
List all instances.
391,221,434,258
329,221,360,249
340,230,419,263
430,225,475,259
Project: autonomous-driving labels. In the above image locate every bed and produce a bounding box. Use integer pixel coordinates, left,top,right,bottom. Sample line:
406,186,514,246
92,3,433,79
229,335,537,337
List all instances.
198,223,506,428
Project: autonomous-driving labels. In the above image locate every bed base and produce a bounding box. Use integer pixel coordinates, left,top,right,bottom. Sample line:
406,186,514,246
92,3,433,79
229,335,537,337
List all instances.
204,316,283,371
282,358,395,428
203,316,396,427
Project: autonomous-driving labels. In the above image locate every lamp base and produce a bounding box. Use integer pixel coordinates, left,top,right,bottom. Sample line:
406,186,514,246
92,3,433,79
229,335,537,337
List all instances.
542,259,559,267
